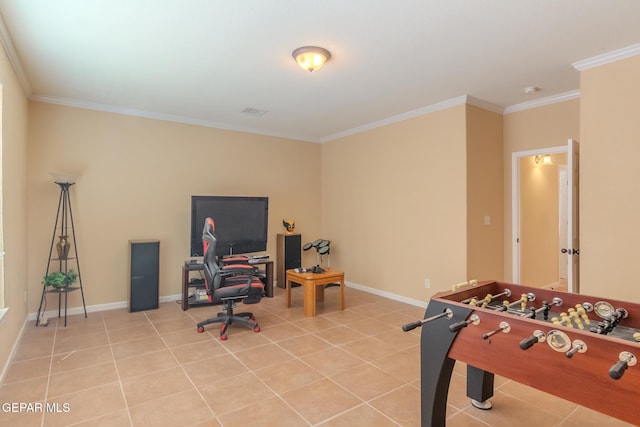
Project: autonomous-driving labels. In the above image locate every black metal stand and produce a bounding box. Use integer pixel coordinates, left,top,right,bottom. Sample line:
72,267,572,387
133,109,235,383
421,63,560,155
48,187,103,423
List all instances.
35,182,87,327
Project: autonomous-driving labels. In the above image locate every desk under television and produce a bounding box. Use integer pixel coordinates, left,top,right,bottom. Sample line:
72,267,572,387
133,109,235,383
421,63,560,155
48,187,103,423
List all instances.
181,258,273,311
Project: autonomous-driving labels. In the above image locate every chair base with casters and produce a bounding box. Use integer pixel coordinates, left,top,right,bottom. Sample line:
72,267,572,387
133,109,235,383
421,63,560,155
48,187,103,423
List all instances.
196,296,260,340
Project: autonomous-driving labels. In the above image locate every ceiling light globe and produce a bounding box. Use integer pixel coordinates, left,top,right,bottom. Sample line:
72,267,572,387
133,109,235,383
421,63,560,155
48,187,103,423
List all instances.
292,46,331,72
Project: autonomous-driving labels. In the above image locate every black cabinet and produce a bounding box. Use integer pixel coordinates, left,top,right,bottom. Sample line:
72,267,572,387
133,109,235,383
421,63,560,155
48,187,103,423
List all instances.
128,240,160,312
276,233,301,288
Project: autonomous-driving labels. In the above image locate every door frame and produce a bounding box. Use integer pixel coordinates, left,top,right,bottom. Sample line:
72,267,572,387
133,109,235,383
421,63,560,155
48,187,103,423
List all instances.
558,164,568,281
511,145,567,284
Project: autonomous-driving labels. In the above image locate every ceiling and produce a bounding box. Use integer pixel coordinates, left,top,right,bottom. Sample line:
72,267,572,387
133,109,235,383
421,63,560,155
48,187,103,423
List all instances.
1,1,640,143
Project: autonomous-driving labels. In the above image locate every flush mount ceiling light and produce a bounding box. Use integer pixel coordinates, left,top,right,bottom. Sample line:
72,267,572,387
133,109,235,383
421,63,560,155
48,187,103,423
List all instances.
292,46,331,72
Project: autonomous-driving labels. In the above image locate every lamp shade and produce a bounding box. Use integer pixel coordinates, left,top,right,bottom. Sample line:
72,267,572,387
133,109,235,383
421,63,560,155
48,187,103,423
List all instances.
292,46,331,72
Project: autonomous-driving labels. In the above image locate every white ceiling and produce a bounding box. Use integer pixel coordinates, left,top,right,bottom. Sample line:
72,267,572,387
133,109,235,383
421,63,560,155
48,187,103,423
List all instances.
1,1,640,142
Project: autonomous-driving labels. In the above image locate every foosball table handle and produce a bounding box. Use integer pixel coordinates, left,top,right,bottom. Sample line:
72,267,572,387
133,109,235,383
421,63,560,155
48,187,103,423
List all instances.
519,330,545,350
519,335,539,350
448,314,480,332
608,360,628,380
402,321,422,332
609,351,637,380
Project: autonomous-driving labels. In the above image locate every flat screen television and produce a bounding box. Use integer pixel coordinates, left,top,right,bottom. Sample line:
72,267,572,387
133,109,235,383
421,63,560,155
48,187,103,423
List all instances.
190,195,269,258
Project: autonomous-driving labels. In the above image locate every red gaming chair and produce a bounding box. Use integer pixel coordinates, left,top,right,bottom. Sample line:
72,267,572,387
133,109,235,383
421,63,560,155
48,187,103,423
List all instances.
196,217,264,340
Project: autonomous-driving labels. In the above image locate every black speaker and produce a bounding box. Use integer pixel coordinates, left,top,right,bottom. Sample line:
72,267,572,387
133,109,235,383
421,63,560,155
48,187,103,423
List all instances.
276,233,301,288
128,240,160,312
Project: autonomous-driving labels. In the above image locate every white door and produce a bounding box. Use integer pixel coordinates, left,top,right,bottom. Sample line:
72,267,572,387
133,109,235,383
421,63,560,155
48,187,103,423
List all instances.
565,139,580,293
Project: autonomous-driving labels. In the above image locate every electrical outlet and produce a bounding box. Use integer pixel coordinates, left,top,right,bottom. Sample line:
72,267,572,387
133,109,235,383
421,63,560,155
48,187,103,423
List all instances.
424,278,430,288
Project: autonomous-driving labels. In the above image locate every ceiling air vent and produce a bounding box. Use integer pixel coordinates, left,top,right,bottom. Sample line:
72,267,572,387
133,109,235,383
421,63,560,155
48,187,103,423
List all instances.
241,107,268,117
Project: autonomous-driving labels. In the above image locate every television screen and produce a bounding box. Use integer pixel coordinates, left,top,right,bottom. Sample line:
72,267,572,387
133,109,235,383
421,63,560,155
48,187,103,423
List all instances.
190,196,269,258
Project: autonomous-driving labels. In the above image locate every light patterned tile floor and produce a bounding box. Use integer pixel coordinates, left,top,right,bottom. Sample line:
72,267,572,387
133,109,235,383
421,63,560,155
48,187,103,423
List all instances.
0,286,632,426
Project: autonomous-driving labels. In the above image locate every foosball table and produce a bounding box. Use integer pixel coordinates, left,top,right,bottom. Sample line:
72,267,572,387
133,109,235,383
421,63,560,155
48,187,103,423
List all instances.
402,280,640,426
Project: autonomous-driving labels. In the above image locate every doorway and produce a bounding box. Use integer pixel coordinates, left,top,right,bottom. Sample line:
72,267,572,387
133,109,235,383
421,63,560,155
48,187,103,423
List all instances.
512,144,575,290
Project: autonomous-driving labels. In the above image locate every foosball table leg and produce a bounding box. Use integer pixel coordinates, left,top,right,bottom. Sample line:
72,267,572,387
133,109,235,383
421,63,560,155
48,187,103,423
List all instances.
419,300,482,426
467,365,494,410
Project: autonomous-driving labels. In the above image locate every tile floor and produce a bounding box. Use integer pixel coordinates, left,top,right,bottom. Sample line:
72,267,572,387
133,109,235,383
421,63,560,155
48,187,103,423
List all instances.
0,285,632,426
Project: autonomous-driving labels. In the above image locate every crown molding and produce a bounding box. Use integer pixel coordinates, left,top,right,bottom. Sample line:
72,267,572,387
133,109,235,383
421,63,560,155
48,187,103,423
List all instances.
32,95,321,143
0,12,31,95
503,90,580,114
33,90,580,143
572,43,640,71
322,95,504,142
465,96,504,114
321,96,470,142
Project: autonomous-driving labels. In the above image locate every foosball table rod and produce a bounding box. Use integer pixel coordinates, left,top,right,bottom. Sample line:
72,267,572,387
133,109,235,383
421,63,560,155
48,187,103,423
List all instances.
401,308,453,332
481,321,510,340
522,297,563,320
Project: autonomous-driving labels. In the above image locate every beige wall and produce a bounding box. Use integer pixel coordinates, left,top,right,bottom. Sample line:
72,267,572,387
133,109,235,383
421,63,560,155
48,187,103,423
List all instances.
466,105,504,281
321,105,469,301
580,55,640,301
503,99,580,282
26,103,322,311
5,42,639,380
0,43,30,377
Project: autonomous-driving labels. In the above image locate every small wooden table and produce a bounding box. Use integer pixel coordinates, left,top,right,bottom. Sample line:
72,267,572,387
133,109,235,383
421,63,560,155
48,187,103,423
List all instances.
286,268,345,317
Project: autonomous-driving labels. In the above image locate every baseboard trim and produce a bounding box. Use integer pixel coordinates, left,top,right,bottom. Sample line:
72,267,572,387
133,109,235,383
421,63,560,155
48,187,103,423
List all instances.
345,281,428,308
26,293,183,321
26,286,424,320
0,317,27,386
0,307,9,327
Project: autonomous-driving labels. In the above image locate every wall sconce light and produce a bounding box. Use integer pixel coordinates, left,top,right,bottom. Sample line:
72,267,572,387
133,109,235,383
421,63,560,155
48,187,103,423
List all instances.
292,46,331,72
534,155,552,165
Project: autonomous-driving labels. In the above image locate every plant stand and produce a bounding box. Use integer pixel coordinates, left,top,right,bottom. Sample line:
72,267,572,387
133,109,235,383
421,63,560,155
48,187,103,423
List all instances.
35,181,87,327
